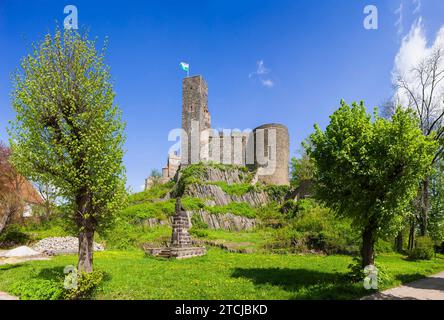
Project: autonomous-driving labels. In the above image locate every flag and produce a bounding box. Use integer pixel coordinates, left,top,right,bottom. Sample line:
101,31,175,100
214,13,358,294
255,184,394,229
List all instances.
180,62,189,72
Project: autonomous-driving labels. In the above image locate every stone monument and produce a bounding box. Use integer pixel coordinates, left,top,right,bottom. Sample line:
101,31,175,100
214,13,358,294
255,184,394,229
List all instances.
144,198,206,259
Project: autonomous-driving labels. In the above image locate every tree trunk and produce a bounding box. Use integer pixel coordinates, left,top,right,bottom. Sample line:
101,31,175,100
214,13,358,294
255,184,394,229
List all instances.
395,232,403,253
78,227,94,273
419,178,430,236
75,191,95,273
408,219,415,251
361,224,376,267
0,201,19,234
0,210,11,234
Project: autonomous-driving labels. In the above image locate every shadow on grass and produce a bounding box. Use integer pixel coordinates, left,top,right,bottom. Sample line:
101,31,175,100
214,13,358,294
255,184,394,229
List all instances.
395,273,428,284
35,266,112,283
231,267,368,300
0,264,24,272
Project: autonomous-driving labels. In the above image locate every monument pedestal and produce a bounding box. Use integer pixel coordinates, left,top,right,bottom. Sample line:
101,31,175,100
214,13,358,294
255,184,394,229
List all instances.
144,198,206,259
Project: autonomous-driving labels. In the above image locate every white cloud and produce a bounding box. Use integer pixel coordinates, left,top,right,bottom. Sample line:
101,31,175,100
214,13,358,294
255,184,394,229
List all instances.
394,2,404,35
261,79,274,88
392,18,444,111
412,0,421,15
249,60,274,88
249,60,269,78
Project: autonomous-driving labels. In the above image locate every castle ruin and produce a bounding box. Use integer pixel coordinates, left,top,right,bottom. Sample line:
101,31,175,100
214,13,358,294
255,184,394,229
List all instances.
145,75,290,189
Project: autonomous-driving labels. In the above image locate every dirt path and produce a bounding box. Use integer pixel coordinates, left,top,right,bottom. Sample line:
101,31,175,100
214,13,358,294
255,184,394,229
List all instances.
362,270,444,300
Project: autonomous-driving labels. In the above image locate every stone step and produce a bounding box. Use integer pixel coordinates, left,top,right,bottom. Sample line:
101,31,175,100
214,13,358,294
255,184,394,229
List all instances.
157,248,172,258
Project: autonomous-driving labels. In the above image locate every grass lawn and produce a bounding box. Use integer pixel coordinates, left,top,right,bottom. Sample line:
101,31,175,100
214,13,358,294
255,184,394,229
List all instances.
1,248,444,300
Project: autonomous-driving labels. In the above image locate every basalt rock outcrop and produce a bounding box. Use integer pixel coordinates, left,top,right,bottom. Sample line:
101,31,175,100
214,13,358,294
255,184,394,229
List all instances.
185,184,269,207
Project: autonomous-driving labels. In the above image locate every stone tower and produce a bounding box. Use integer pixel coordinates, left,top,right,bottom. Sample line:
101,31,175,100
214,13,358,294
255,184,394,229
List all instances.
253,123,290,185
181,76,211,165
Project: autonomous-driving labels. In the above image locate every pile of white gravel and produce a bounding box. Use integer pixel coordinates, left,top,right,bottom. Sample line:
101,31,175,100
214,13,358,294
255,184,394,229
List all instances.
0,246,41,258
32,236,105,256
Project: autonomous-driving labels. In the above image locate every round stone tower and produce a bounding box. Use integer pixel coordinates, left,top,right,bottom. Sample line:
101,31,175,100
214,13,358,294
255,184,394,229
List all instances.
252,123,289,185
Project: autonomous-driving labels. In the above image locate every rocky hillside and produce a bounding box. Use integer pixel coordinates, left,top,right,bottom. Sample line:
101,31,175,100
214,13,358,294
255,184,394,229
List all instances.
124,163,291,231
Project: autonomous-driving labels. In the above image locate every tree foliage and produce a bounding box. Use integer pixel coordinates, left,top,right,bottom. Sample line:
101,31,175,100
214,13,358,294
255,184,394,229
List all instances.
8,28,126,271
429,161,444,242
290,144,314,188
307,101,436,266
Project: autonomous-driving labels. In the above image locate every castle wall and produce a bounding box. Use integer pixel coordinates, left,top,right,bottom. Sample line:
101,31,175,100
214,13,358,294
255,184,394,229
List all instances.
208,132,250,165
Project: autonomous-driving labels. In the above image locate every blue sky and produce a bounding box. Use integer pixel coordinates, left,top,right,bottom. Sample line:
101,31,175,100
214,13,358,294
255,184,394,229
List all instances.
1,0,444,191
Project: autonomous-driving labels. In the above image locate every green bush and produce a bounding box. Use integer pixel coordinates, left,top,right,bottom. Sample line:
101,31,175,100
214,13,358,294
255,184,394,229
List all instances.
209,181,253,196
9,279,64,300
122,199,175,220
0,225,30,248
267,204,358,254
64,271,104,300
207,202,257,218
258,202,284,228
346,257,392,288
191,214,208,229
190,228,209,238
182,197,206,211
296,198,316,211
129,181,175,203
375,239,394,254
265,227,306,253
265,185,291,202
280,200,299,218
408,236,435,260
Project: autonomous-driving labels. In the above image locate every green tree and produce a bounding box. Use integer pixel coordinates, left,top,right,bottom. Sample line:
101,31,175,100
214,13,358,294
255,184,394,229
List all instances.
307,101,436,267
290,144,314,188
429,161,444,242
393,48,444,236
149,169,162,186
8,29,126,272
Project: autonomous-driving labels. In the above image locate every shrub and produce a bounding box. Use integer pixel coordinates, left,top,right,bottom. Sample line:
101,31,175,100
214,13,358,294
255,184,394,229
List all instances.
0,224,30,248
191,214,208,229
296,198,316,211
258,202,285,228
280,200,299,218
408,236,435,260
122,199,175,220
9,279,64,300
207,202,256,218
267,204,358,254
279,199,317,220
182,197,206,211
346,257,391,288
64,271,104,300
209,181,253,196
190,228,209,238
375,239,394,254
129,181,175,203
265,185,291,202
264,226,305,253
